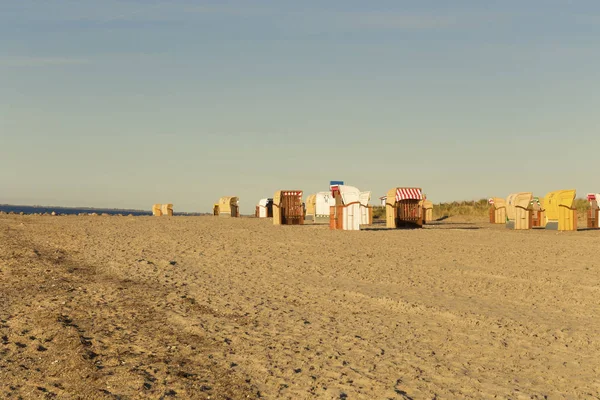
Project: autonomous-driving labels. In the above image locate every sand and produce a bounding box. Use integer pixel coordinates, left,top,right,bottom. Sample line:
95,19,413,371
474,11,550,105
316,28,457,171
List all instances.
1,214,599,399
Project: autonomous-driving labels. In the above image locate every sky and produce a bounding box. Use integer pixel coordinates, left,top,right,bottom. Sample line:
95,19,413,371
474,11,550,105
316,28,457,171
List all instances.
1,0,599,213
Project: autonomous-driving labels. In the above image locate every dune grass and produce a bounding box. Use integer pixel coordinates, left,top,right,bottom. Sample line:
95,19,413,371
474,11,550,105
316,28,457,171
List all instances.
433,199,490,219
372,199,591,221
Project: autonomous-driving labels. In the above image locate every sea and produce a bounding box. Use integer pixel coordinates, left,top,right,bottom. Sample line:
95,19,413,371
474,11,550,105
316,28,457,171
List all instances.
0,204,152,216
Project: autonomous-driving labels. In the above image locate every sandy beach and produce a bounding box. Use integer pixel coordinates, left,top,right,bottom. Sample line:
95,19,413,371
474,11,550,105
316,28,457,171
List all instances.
1,214,599,399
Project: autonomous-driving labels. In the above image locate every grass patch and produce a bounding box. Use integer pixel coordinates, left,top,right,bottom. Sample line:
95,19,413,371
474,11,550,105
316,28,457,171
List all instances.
372,206,386,220
373,199,592,221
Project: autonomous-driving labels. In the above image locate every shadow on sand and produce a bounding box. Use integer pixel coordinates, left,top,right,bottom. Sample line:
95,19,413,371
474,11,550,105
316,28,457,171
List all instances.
361,225,482,231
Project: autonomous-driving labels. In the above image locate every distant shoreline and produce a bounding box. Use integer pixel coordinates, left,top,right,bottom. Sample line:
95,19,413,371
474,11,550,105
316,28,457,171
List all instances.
0,204,204,216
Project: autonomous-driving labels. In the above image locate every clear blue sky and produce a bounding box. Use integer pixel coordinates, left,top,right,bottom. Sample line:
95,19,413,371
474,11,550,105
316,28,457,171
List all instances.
1,0,599,213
